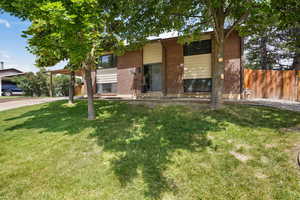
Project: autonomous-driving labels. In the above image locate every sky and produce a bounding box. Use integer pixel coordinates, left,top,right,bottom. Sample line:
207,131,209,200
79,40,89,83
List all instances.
0,12,65,72
0,12,177,73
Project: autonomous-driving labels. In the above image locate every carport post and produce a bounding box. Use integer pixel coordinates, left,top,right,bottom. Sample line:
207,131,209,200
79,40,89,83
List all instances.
49,72,53,97
0,77,2,97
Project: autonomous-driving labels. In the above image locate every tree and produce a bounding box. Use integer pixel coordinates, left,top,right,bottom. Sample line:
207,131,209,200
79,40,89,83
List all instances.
121,0,265,109
1,0,126,120
270,0,300,70
14,70,49,97
245,27,295,70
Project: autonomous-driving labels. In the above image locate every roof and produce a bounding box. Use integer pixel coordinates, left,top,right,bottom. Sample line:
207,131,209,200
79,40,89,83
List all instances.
0,68,25,78
48,69,83,76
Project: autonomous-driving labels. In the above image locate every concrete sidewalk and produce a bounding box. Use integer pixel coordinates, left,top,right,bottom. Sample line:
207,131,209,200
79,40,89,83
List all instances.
0,97,67,112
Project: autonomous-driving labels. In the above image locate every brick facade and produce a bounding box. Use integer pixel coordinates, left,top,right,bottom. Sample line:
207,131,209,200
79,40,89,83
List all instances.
162,38,184,95
95,31,242,99
224,31,242,96
117,50,143,96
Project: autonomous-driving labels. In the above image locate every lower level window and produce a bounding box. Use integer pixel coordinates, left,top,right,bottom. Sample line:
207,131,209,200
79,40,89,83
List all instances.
97,83,117,93
183,78,212,92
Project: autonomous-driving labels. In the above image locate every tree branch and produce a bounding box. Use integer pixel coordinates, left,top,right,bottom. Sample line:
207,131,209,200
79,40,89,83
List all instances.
225,12,249,39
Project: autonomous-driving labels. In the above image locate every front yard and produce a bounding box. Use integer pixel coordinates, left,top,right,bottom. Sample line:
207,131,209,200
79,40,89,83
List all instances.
0,100,299,200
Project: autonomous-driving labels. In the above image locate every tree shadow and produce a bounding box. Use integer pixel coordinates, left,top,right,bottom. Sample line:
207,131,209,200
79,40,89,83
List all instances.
89,104,218,199
3,100,300,199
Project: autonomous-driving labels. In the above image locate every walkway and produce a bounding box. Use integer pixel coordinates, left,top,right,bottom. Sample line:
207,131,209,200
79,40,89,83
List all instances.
0,97,67,112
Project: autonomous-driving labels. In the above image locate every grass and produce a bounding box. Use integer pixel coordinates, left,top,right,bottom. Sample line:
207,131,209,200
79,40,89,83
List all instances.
0,100,299,200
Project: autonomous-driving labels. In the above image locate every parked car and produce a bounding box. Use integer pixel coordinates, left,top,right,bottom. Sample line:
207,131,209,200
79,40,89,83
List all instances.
1,83,23,96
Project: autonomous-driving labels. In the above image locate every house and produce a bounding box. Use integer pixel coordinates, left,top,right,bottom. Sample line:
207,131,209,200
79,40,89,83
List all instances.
90,31,243,99
0,67,24,96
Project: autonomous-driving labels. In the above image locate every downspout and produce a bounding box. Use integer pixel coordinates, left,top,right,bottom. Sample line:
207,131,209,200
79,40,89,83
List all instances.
0,76,2,97
161,40,167,96
240,36,245,99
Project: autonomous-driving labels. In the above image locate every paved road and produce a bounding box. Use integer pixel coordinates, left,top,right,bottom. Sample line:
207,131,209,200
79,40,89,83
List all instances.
0,97,67,112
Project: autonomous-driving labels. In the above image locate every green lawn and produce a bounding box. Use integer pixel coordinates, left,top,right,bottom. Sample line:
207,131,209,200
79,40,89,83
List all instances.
0,100,299,200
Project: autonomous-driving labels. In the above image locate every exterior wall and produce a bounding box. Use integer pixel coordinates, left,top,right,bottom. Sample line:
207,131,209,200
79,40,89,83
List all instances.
96,68,117,83
117,50,143,96
162,38,184,95
183,54,212,79
92,31,242,99
143,42,162,64
224,31,242,98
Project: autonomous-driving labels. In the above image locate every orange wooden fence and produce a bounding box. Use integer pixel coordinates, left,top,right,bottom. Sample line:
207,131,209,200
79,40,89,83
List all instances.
244,69,300,101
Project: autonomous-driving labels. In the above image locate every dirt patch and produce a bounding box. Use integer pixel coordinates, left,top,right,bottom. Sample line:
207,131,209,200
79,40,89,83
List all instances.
265,144,277,148
235,144,252,150
280,125,300,133
229,151,252,163
255,172,268,179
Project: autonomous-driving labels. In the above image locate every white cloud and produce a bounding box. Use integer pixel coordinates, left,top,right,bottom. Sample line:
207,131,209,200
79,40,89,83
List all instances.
0,19,11,28
0,51,10,60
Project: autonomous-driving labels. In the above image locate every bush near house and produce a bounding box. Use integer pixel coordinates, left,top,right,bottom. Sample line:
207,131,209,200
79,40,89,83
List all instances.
14,71,49,97
0,100,299,200
14,72,81,97
53,75,82,97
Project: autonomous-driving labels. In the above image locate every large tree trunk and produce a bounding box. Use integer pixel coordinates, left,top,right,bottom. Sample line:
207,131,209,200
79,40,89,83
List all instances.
68,71,75,104
83,65,95,120
211,29,225,109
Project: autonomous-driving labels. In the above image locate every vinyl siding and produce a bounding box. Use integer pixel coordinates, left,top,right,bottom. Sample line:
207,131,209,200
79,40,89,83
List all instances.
143,42,162,64
96,68,117,84
183,54,211,79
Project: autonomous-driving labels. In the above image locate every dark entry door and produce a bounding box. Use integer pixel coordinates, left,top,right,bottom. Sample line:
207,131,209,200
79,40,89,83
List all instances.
143,63,162,92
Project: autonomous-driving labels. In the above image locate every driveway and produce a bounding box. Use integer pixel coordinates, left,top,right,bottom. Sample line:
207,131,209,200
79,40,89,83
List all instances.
236,98,300,112
0,97,67,112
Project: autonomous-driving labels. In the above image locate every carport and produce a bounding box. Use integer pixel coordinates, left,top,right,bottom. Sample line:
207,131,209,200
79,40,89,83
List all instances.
48,69,84,98
0,68,24,96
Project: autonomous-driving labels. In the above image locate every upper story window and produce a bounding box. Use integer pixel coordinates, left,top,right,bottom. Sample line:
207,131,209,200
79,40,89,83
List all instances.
183,40,212,56
98,54,117,68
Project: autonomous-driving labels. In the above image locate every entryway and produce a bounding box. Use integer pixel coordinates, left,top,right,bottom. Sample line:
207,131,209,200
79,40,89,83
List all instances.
143,63,162,93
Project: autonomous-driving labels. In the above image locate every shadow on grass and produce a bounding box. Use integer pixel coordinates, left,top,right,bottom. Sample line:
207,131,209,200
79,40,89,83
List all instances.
3,100,300,199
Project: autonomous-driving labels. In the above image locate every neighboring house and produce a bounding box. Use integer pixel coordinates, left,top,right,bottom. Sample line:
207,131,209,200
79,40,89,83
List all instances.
0,68,24,96
84,31,243,99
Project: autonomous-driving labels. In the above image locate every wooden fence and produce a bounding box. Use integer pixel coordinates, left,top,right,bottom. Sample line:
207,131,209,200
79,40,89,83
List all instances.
244,69,300,101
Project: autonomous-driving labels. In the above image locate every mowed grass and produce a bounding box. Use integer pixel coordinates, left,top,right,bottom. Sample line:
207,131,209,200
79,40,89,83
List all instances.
0,100,300,200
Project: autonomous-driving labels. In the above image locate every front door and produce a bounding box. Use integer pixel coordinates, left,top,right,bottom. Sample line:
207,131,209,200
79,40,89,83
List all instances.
143,63,162,92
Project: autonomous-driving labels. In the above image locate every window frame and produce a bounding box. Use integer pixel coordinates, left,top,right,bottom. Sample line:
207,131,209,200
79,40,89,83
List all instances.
183,40,212,56
96,83,117,94
98,54,117,69
183,78,212,93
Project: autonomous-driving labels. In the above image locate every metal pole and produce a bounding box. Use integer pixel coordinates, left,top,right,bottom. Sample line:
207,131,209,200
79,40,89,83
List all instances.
0,77,2,97
49,72,53,97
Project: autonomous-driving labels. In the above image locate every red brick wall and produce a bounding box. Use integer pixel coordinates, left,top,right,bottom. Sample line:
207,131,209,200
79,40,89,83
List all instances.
98,32,242,97
224,31,242,95
117,50,143,95
162,38,184,95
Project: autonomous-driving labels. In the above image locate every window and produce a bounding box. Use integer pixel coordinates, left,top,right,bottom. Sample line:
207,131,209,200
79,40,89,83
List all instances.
97,83,117,93
98,54,117,68
184,40,212,56
183,78,212,93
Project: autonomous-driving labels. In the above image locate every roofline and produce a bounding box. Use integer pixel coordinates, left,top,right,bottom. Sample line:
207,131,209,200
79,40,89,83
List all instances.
0,72,26,78
0,68,24,73
147,30,215,42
